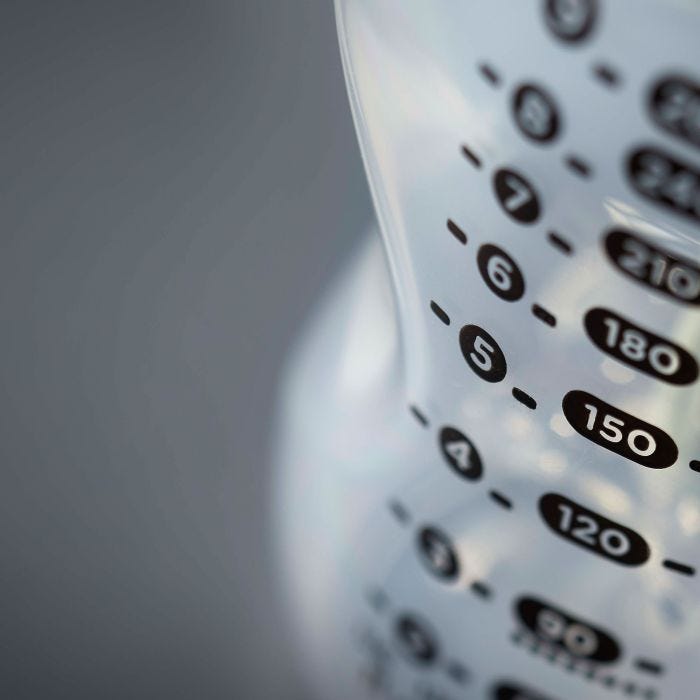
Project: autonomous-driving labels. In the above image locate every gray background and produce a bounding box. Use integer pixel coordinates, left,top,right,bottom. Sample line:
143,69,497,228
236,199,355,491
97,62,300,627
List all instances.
0,2,371,698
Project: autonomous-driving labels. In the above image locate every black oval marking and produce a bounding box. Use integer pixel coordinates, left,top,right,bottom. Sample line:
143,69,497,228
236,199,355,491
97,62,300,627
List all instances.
493,680,559,700
439,426,483,481
515,595,622,664
690,460,700,473
539,493,650,566
417,526,460,582
447,218,467,244
584,307,698,385
477,243,526,301
604,229,700,305
544,0,598,43
562,390,678,469
512,83,561,143
532,304,556,327
513,388,537,409
459,324,508,383
662,559,695,577
394,613,439,665
627,146,700,225
493,168,541,224
461,144,482,168
430,301,451,326
649,74,700,150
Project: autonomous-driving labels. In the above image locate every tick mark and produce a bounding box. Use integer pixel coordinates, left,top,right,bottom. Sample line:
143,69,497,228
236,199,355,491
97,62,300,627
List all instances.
366,587,390,612
430,301,451,326
470,581,493,599
489,490,513,510
690,459,700,473
565,155,593,178
409,404,429,427
593,62,621,87
389,500,411,526
445,661,469,684
548,231,573,255
512,387,537,410
662,559,695,577
634,659,664,676
461,144,482,169
478,62,501,87
447,218,467,245
532,304,557,327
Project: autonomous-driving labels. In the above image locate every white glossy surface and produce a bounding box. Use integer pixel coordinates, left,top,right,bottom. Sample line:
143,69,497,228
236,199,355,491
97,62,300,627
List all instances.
275,2,700,698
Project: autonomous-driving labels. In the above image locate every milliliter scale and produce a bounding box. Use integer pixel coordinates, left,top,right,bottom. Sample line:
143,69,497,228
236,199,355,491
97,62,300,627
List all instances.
274,2,700,698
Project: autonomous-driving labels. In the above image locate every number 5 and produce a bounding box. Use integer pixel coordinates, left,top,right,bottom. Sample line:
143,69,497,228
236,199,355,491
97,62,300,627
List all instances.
459,324,508,383
600,415,624,443
470,336,494,371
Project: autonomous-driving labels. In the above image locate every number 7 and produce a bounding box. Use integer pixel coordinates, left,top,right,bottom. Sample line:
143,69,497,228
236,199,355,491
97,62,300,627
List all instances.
504,174,532,212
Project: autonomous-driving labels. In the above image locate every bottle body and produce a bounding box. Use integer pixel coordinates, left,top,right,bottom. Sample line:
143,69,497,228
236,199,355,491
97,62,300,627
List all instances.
275,2,700,698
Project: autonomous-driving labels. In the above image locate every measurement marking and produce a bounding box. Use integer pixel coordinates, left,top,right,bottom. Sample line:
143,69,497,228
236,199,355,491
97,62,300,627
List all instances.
634,659,664,677
489,490,513,510
662,559,695,576
510,631,657,697
532,304,557,327
430,300,451,326
512,387,537,410
544,647,559,663
447,218,467,245
594,62,621,87
470,581,492,600
584,667,597,680
565,155,593,178
366,587,389,613
445,660,469,684
461,144,482,169
409,404,429,427
548,230,574,255
478,62,501,87
690,459,700,472
388,500,411,526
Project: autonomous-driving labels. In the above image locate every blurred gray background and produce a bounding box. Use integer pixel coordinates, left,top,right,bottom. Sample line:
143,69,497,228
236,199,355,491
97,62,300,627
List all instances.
0,2,371,698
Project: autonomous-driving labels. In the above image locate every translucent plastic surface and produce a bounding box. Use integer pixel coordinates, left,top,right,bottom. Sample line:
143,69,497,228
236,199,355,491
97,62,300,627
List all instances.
274,2,700,698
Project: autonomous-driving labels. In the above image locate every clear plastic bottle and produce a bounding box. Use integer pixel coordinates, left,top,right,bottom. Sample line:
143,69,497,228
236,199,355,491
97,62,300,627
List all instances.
274,2,700,698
